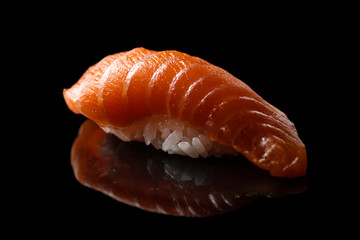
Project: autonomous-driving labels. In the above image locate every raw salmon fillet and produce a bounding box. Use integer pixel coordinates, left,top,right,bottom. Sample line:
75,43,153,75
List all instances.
64,47,307,178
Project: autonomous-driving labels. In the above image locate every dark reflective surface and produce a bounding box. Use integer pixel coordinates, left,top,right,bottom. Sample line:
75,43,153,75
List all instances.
71,120,307,217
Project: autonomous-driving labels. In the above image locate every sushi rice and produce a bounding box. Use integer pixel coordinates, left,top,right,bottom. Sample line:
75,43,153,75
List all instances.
101,116,238,158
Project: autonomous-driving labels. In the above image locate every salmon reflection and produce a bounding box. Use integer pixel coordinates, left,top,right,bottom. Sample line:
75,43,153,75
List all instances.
71,120,307,217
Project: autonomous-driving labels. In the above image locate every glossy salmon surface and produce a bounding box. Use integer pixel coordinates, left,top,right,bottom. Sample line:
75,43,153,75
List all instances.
64,48,307,178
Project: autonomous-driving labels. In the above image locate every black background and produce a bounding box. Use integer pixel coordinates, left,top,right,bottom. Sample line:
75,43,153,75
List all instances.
9,6,350,237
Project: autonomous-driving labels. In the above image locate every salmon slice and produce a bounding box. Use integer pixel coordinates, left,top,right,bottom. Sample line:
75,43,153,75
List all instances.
64,47,307,178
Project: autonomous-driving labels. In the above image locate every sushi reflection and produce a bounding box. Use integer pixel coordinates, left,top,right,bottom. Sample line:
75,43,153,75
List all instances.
71,120,307,217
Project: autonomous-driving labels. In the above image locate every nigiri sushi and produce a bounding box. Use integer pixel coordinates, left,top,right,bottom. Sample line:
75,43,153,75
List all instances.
64,47,307,178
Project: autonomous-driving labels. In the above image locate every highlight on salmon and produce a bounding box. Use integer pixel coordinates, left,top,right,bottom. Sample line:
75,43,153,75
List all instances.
64,47,307,178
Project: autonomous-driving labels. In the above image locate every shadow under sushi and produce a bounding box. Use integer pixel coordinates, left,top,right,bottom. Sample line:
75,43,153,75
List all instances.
71,120,307,217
